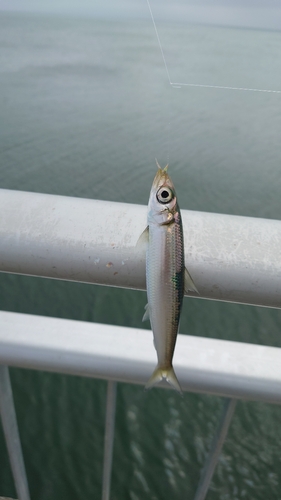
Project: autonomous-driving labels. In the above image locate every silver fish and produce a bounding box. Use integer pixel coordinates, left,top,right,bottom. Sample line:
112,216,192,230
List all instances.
141,163,198,393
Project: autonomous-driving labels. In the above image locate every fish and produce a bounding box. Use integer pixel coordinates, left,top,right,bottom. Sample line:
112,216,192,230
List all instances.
140,162,198,393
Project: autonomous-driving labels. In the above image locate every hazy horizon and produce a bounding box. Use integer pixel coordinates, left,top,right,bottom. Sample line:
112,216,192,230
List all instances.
0,0,281,31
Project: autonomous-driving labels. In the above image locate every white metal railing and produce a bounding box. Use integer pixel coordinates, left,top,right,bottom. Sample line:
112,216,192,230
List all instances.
2,311,281,403
0,366,30,500
1,188,281,308
1,189,281,500
2,311,281,500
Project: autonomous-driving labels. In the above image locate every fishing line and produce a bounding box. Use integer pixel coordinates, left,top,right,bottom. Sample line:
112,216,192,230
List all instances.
146,0,173,165
146,0,172,84
170,82,281,93
146,0,281,95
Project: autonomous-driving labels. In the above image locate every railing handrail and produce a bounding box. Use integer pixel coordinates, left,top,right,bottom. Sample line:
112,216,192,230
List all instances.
0,188,281,308
1,189,281,500
1,310,281,404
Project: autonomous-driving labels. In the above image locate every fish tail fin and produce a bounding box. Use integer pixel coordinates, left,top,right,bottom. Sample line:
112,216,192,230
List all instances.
145,365,183,395
166,367,183,394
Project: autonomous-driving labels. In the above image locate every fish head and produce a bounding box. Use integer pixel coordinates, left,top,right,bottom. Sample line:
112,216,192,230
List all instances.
148,163,178,225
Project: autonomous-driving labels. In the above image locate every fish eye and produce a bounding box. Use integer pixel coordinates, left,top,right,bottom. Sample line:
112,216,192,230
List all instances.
156,186,173,204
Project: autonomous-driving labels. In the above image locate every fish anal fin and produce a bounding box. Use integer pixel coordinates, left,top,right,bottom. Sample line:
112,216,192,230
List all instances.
142,303,150,322
145,365,183,395
184,267,199,294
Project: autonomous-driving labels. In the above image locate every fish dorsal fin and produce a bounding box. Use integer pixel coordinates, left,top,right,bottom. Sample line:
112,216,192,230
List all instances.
184,267,199,294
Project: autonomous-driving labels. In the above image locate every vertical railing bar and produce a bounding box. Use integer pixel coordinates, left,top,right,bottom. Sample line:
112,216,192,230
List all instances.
0,365,30,500
102,380,117,500
193,397,237,500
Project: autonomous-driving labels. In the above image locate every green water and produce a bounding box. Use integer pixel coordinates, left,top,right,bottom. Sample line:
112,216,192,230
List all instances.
1,11,281,500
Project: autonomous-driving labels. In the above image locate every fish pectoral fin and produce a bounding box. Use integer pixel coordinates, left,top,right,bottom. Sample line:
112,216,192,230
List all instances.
145,366,183,395
136,226,149,248
184,267,199,294
142,303,150,322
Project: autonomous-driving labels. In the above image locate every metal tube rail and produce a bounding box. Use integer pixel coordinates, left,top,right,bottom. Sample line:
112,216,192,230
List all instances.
194,398,237,500
102,381,117,500
1,311,281,404
0,366,30,500
0,189,281,308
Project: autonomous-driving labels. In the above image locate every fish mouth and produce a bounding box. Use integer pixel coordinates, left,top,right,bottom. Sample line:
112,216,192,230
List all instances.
152,161,173,190
156,159,168,172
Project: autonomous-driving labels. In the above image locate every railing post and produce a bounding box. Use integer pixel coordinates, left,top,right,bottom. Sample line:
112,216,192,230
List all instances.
102,381,117,500
0,366,30,500
193,398,237,500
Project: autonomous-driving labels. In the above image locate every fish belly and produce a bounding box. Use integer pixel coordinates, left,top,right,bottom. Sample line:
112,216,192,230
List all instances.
146,222,184,368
